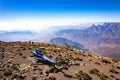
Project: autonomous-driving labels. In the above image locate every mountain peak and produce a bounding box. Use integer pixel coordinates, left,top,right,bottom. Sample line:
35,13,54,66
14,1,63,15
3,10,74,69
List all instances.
0,41,120,80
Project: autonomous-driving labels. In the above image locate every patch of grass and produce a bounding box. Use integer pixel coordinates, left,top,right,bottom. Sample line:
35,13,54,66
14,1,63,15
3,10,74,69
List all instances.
89,69,100,75
12,74,25,79
22,56,26,59
10,65,19,71
88,54,92,57
47,76,56,80
116,66,120,69
94,62,100,65
75,70,92,80
20,46,26,50
89,69,109,80
74,57,83,61
63,73,72,78
61,65,69,70
48,67,56,73
109,75,115,78
17,52,22,56
101,59,111,64
57,59,68,66
112,59,118,63
4,70,12,76
99,73,109,80
116,78,120,80
109,69,119,74
32,76,37,80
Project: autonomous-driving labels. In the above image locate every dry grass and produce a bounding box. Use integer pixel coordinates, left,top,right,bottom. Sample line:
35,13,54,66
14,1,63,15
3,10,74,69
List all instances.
0,41,120,80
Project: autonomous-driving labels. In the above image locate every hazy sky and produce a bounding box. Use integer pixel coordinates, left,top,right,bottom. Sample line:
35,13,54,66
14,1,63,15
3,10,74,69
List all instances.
0,0,120,31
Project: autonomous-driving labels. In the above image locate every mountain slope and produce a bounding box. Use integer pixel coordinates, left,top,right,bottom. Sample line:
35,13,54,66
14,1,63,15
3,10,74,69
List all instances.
0,41,120,80
50,37,87,50
55,22,120,60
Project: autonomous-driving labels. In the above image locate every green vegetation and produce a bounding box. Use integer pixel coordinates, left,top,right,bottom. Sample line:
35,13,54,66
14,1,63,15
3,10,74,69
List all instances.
99,73,109,80
94,62,100,65
89,69,109,80
61,65,69,70
117,66,120,69
101,59,111,64
3,70,12,76
89,69,100,75
12,74,25,80
116,78,120,80
48,67,56,73
75,70,92,80
0,41,120,80
57,59,68,66
47,76,56,80
73,57,83,61
109,69,119,74
63,73,72,78
32,76,37,80
109,75,115,78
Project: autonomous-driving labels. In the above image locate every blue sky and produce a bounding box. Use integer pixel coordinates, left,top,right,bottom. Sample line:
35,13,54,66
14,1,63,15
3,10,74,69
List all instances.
1,0,120,13
0,0,120,31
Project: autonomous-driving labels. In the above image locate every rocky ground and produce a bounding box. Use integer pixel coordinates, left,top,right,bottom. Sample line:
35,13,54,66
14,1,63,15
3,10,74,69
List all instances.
0,41,120,80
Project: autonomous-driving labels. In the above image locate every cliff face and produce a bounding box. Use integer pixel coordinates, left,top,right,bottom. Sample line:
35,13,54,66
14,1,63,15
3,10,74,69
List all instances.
0,41,120,80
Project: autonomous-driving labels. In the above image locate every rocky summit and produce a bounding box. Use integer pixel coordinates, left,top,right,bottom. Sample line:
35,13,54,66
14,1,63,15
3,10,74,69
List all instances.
0,41,120,80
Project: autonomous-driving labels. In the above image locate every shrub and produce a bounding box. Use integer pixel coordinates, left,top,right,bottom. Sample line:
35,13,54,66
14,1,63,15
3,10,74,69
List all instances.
89,69,109,80
61,65,69,70
112,59,118,63
13,74,25,79
63,73,72,78
17,53,22,56
88,54,92,57
4,70,12,76
94,62,100,65
74,57,83,61
47,76,56,80
89,59,92,61
99,73,109,80
75,70,92,80
116,78,120,80
32,76,37,80
109,69,119,74
20,46,26,50
10,65,19,71
57,60,68,66
22,56,26,59
117,66,120,69
74,63,80,66
0,74,3,79
101,59,111,64
48,67,56,73
109,75,115,78
89,69,100,76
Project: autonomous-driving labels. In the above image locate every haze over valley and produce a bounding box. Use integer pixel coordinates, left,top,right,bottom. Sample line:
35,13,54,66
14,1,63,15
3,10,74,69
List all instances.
0,22,120,60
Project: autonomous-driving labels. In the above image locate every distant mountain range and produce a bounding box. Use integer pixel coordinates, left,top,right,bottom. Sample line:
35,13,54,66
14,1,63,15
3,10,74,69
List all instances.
0,30,36,41
56,23,120,42
52,22,120,60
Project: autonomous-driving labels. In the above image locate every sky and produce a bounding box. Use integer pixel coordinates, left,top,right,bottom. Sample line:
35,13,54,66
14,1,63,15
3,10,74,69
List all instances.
0,0,120,31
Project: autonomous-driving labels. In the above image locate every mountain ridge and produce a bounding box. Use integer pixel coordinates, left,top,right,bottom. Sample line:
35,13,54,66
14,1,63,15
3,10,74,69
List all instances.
54,22,120,60
0,41,120,80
